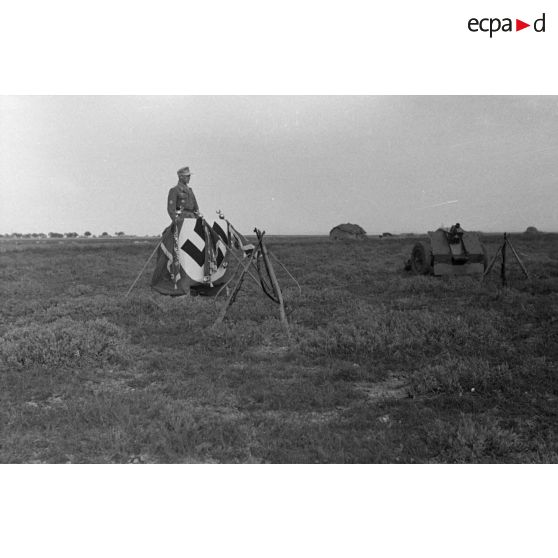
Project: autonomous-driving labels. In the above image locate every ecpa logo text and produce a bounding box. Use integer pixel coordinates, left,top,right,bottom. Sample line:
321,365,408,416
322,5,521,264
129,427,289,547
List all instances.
468,13,546,37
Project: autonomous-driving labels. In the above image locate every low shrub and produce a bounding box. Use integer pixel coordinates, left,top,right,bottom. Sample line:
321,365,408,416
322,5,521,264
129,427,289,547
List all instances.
408,357,512,396
295,306,510,365
205,319,274,353
0,317,130,369
429,414,525,462
67,284,94,296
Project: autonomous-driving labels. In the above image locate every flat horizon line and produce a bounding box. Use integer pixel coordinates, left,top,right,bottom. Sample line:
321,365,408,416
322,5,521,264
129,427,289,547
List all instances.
2,230,557,239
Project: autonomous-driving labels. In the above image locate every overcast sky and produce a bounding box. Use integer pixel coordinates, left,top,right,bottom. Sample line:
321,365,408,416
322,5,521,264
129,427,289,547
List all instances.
1,96,557,236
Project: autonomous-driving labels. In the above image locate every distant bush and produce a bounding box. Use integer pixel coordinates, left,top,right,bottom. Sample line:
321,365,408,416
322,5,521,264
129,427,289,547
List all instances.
65,232,78,238
48,232,64,238
0,318,130,369
83,231,92,237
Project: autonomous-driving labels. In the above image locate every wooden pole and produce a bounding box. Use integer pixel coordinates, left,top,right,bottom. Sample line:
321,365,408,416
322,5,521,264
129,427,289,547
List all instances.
257,230,291,338
227,248,262,290
172,217,181,291
482,243,503,280
124,242,161,298
483,233,530,286
501,233,507,287
269,250,302,295
213,238,261,327
506,237,530,279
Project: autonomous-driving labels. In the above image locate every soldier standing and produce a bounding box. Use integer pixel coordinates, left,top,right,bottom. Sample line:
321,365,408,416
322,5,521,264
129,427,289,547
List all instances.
167,166,200,221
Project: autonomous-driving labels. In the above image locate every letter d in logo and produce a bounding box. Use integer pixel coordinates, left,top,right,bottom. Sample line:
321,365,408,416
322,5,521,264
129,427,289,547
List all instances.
534,13,546,32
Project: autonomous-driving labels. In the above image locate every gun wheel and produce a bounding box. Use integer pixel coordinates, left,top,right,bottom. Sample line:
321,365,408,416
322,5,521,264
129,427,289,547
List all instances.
411,242,433,275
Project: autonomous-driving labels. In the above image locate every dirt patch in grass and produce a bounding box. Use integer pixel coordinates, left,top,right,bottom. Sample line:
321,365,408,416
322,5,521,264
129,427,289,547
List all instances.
354,376,409,401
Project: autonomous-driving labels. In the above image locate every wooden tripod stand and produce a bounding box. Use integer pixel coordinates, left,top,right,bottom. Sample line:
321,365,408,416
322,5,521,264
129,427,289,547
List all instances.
482,233,529,286
212,229,291,337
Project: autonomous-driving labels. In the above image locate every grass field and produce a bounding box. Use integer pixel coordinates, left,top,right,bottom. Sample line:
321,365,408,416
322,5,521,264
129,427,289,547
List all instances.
1,233,557,463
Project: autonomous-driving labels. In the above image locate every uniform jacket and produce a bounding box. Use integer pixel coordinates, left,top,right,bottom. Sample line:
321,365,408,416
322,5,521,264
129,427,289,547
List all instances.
167,183,199,220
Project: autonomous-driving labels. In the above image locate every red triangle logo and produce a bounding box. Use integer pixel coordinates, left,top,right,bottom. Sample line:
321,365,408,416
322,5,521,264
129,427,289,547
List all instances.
516,19,530,31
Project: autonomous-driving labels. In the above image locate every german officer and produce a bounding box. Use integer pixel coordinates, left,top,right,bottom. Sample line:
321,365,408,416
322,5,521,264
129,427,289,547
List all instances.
167,166,200,221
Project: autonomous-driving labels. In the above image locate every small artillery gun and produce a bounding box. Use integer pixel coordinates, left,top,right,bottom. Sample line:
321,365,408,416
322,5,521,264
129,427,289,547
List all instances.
406,224,488,276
